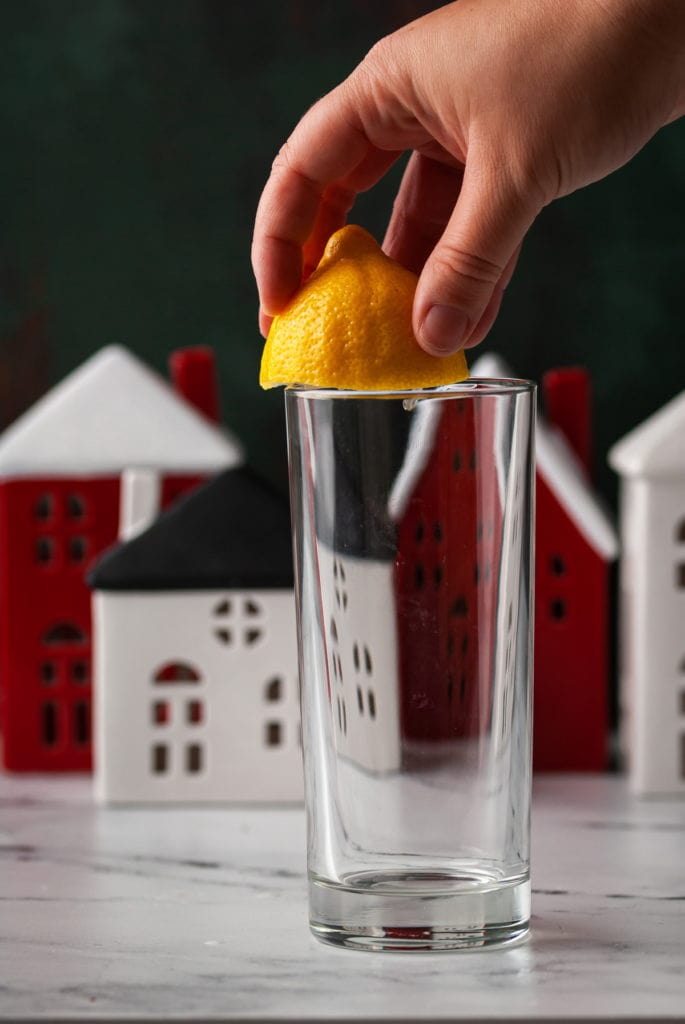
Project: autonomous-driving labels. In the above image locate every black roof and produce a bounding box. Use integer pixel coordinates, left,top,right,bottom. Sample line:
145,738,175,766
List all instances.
89,467,293,591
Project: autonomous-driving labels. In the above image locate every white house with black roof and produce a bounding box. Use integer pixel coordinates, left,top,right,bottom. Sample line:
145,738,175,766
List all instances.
89,467,302,803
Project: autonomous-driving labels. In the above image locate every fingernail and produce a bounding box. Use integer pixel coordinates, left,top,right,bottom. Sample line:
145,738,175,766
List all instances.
420,305,469,355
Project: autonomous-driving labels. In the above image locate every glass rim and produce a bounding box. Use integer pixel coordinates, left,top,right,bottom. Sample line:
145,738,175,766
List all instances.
286,377,536,400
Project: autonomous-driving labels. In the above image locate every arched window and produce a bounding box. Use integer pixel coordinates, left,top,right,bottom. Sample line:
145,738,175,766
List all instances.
153,662,201,685
43,622,87,646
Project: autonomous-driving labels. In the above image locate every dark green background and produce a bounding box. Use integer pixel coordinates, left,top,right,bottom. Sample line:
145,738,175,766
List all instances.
1,0,683,503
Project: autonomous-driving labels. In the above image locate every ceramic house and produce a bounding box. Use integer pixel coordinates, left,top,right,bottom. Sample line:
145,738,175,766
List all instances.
609,389,685,794
390,391,507,746
309,398,403,775
0,346,241,772
472,353,618,770
89,466,302,804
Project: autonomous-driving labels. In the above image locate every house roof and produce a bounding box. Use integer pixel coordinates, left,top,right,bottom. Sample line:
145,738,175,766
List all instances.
0,345,242,477
89,467,293,591
608,389,685,480
471,353,618,560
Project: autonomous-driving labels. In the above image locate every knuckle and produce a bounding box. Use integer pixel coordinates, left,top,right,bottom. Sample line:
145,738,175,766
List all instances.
432,244,503,290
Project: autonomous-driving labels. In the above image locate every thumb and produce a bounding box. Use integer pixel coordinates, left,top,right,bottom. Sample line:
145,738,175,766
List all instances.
414,163,539,355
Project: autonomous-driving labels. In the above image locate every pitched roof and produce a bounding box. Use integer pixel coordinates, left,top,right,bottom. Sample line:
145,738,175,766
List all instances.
0,346,242,477
89,467,293,591
471,352,618,560
608,389,685,479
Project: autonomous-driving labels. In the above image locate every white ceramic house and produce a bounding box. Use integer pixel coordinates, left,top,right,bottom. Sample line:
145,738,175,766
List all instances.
609,389,685,795
89,466,302,804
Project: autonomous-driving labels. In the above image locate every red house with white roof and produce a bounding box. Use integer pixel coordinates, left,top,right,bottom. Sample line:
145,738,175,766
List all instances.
472,354,618,770
0,345,241,772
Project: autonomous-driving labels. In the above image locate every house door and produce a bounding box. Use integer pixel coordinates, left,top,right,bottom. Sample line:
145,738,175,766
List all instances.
150,661,206,778
39,621,91,758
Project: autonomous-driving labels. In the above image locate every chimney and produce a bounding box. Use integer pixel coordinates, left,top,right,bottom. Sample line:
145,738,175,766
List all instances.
542,367,593,479
168,346,221,424
119,468,161,542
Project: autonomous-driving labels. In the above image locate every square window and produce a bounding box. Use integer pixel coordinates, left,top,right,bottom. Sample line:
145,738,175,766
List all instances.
71,661,89,685
35,537,54,565
67,494,86,519
265,677,282,702
40,662,56,685
186,743,203,773
152,701,170,725
69,537,87,563
34,495,53,521
265,721,282,747
152,744,168,774
186,700,203,725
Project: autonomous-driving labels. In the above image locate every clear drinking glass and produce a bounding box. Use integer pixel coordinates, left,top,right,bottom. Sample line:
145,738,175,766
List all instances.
286,380,535,952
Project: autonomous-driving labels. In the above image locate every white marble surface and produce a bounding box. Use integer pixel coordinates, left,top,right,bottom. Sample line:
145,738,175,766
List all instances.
1,773,684,1022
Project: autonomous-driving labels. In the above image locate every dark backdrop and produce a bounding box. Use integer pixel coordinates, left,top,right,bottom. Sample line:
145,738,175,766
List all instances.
1,0,684,503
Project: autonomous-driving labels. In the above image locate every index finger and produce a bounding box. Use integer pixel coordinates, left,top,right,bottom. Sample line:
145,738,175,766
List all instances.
251,88,398,318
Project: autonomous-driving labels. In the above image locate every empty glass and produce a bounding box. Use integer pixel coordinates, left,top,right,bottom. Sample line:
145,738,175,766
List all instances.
286,380,535,951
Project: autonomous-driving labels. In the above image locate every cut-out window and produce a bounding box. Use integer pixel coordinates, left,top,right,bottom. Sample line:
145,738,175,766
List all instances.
469,450,477,471
679,690,685,716
34,495,53,521
73,702,89,746
681,733,685,780
330,618,338,642
71,661,88,685
215,628,232,646
336,697,347,735
336,653,343,682
550,554,566,576
334,561,338,580
415,521,425,543
265,677,282,702
450,596,468,618
43,622,86,646
67,494,86,519
266,721,282,747
462,633,469,655
35,537,54,564
244,599,261,616
460,673,467,702
367,689,376,719
153,662,201,684
152,744,168,773
447,633,455,656
186,700,203,725
433,522,443,543
434,565,443,587
447,674,454,704
245,628,262,646
452,451,461,472
40,662,56,685
342,592,348,610
415,564,425,589
677,563,685,589
339,564,346,583
69,537,87,563
474,563,480,584
364,646,372,675
42,702,58,747
214,599,231,616
550,598,567,621
677,519,685,544
186,743,203,773
357,686,364,713
353,643,360,671
152,701,169,725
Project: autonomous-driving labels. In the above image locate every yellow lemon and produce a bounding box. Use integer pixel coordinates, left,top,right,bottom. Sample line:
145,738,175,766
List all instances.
259,225,469,391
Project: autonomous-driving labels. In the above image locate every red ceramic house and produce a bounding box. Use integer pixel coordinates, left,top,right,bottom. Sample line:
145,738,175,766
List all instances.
472,354,618,771
0,345,241,772
392,393,504,743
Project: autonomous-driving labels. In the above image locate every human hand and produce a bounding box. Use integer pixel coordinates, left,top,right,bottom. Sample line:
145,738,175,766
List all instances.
252,0,685,355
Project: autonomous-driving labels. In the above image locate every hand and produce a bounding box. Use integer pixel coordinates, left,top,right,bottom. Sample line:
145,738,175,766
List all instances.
252,0,685,354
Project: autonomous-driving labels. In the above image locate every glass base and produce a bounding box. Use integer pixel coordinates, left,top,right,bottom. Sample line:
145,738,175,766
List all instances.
309,869,530,952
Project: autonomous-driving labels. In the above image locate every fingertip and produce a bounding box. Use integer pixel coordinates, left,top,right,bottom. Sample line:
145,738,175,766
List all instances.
259,309,273,338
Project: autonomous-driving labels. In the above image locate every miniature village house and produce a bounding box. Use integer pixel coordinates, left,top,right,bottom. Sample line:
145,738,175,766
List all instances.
0,346,241,772
609,389,685,795
472,354,618,771
89,466,302,803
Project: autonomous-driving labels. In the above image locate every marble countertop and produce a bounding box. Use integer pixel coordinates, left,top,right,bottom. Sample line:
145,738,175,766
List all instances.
1,774,684,1023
